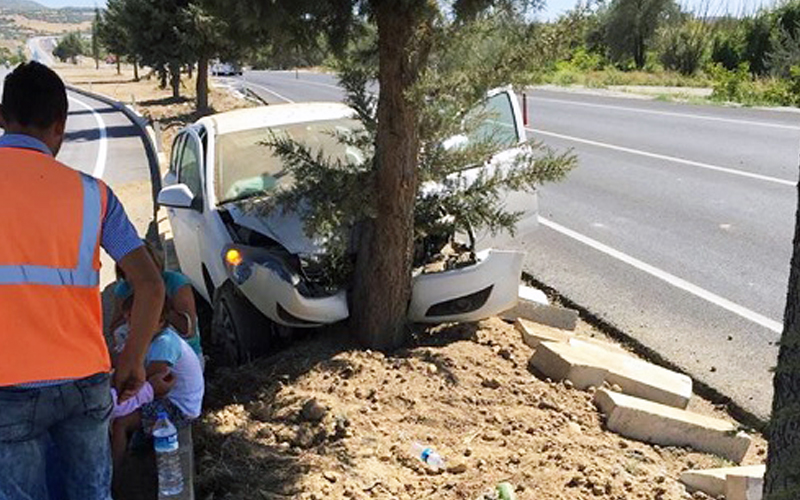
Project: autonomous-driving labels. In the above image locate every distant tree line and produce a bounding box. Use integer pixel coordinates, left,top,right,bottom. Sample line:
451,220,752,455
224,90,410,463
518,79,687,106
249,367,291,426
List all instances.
96,0,242,112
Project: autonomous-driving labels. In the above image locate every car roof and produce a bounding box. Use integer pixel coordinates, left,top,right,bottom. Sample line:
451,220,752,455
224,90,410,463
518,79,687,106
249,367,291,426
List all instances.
200,102,356,136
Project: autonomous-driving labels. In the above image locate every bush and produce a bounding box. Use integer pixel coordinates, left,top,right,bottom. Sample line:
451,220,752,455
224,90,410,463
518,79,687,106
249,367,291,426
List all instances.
53,32,86,64
709,62,751,102
658,21,708,76
711,28,743,70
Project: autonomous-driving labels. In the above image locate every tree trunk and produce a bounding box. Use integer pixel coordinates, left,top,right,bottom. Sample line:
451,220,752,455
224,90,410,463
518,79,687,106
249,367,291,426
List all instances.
169,62,181,99
350,0,429,351
764,161,800,499
196,56,209,114
188,64,193,79
116,56,120,75
159,68,167,89
635,35,645,69
133,59,139,82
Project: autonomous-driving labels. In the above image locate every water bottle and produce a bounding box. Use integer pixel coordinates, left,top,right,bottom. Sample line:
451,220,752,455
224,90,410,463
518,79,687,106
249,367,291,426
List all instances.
153,411,183,497
410,442,445,471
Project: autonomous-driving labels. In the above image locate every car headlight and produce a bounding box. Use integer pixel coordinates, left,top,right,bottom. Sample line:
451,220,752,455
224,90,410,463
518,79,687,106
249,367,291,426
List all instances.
222,244,294,285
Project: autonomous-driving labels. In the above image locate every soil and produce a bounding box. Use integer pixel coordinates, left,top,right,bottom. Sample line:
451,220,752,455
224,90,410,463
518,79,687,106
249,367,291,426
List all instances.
194,317,766,500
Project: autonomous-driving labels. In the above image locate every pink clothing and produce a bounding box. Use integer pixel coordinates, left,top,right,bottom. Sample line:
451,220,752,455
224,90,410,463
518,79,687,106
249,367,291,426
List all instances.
110,382,154,419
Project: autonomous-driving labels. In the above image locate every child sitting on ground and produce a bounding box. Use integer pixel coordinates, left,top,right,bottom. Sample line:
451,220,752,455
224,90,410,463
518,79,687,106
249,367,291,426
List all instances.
111,297,205,467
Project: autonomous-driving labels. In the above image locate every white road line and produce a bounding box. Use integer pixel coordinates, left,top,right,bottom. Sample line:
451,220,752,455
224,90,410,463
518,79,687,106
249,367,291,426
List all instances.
538,216,784,333
529,95,800,131
528,127,796,187
68,96,108,179
243,80,295,103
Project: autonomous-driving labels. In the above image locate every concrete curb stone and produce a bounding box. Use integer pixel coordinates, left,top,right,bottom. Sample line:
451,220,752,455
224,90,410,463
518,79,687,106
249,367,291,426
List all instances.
595,389,751,463
530,339,693,408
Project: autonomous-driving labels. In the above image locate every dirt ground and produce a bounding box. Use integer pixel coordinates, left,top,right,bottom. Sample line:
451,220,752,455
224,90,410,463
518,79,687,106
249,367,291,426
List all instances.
194,317,766,500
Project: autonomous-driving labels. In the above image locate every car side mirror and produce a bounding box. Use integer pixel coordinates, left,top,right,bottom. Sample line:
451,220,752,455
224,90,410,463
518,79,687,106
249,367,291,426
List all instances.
158,184,196,209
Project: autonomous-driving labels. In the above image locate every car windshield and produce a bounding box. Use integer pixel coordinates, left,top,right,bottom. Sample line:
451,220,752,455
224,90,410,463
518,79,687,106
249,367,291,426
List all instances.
215,118,365,204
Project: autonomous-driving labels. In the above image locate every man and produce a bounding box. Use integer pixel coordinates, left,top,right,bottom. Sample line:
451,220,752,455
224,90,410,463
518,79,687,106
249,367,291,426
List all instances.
0,62,165,499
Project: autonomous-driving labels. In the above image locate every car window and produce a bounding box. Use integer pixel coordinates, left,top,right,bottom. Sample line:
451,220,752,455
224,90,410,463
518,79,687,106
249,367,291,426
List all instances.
468,91,519,147
215,118,364,204
169,134,185,175
178,132,203,205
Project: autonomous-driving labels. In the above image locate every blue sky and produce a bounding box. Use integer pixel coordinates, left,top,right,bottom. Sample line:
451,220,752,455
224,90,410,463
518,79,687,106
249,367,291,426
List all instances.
539,0,778,20
38,0,777,18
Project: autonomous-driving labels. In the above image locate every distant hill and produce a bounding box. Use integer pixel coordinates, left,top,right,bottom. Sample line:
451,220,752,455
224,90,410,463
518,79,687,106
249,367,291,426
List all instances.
0,0,48,11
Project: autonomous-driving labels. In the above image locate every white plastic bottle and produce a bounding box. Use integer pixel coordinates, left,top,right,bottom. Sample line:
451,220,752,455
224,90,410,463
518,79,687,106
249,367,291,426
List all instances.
153,411,184,497
410,442,445,471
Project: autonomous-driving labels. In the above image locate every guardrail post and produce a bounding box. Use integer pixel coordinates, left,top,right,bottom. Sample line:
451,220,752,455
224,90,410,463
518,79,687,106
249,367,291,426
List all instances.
523,92,528,126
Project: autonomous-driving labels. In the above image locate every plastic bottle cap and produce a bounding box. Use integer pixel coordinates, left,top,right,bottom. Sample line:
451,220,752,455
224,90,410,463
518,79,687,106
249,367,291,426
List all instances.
157,411,168,420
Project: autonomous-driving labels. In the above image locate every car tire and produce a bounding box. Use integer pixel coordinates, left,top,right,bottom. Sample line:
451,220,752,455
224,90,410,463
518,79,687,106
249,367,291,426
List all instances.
211,281,274,366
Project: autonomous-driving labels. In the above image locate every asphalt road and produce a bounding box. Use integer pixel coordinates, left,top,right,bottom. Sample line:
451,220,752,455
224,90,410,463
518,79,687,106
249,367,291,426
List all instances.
230,70,800,421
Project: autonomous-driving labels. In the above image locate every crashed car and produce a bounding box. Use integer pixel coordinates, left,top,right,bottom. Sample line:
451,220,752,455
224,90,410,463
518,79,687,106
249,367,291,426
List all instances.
157,87,528,364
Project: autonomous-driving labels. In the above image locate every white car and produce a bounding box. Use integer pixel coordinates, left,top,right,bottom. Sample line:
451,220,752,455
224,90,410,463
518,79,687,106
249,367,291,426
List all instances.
158,88,528,364
211,61,242,76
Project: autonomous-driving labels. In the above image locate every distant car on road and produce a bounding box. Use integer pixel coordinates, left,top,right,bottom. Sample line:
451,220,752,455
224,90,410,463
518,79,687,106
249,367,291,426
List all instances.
158,89,529,365
211,61,242,76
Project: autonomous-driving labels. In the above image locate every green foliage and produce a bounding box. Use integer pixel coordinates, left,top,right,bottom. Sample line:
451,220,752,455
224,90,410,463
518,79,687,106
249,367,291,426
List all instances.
657,20,708,76
53,31,86,63
767,15,800,78
602,0,680,69
708,62,751,102
243,10,576,282
711,25,744,70
742,13,772,76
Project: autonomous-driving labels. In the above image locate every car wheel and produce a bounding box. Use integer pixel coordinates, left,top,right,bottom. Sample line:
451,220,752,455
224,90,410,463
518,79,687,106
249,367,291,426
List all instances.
211,282,274,366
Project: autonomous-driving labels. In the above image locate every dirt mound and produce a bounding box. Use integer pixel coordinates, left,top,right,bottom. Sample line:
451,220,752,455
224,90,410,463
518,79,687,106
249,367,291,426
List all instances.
195,318,763,500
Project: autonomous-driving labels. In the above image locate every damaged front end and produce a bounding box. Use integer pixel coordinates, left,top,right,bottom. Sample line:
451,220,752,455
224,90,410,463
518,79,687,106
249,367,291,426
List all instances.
219,208,349,328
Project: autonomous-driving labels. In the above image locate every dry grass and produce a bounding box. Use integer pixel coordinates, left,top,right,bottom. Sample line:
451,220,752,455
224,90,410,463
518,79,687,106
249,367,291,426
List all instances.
1,14,91,34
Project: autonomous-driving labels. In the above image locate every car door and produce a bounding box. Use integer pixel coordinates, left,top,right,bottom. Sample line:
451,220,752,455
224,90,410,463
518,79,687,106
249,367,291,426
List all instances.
168,128,206,292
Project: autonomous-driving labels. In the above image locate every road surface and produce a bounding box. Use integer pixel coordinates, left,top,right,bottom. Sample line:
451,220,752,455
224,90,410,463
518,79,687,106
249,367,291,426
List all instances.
229,70,800,421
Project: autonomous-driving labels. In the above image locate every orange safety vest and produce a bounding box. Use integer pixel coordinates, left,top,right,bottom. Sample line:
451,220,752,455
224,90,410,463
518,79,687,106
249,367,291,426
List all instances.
0,147,110,386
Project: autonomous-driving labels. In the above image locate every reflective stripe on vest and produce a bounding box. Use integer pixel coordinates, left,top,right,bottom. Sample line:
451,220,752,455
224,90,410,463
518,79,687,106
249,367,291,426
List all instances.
0,174,101,287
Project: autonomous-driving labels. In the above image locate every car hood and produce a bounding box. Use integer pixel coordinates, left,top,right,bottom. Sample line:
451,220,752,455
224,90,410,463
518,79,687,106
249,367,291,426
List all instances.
225,203,326,255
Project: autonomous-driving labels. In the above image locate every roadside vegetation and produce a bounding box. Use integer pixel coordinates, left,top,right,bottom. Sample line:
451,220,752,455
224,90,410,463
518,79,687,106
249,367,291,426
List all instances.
538,0,800,107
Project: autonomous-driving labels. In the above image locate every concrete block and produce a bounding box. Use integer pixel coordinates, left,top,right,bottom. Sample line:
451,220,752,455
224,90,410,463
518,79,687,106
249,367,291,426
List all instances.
595,389,751,463
515,318,572,348
726,465,765,500
679,465,764,499
679,467,729,497
528,340,608,389
518,285,549,305
501,300,579,331
530,340,692,408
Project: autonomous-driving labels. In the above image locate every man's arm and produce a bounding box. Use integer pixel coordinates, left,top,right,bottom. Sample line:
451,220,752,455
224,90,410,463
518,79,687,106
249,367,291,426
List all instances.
97,183,165,397
115,247,164,397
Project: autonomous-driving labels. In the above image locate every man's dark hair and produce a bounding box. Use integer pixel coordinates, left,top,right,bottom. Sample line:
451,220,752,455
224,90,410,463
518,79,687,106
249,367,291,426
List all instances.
2,61,68,129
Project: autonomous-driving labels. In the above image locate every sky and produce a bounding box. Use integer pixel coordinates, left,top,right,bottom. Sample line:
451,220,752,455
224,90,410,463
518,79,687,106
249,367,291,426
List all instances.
539,0,778,20
35,0,105,8
37,0,777,18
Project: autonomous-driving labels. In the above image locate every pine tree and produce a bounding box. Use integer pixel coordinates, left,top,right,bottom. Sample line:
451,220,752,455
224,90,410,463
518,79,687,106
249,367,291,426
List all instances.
214,0,576,349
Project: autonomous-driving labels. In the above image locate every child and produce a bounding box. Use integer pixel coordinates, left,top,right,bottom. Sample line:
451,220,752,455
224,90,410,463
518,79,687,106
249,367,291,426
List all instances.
109,240,204,365
111,297,205,466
